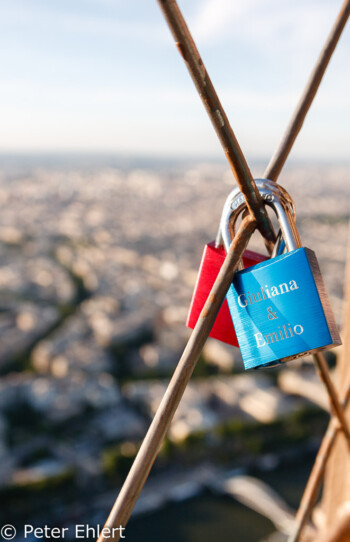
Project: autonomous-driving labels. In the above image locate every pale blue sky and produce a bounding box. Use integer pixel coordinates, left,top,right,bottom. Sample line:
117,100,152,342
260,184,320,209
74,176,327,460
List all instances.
0,0,349,160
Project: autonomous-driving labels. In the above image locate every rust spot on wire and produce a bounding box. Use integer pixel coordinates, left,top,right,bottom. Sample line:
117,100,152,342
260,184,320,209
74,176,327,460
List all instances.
176,42,186,61
209,293,216,303
200,293,216,318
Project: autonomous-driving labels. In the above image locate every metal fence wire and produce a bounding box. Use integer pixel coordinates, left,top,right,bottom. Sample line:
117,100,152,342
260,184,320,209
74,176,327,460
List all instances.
97,1,350,541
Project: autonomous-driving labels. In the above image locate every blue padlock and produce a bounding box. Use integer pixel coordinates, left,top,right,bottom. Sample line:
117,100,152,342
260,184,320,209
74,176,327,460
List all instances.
221,179,341,370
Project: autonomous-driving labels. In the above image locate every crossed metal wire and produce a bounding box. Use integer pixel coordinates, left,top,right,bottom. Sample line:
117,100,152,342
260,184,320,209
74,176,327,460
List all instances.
97,1,350,541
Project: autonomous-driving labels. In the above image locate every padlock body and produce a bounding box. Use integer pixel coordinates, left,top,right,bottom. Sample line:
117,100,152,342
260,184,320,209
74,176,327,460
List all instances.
186,242,267,346
226,247,341,370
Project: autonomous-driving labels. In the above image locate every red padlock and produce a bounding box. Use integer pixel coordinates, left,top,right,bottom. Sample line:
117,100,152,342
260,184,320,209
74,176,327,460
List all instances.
186,242,267,346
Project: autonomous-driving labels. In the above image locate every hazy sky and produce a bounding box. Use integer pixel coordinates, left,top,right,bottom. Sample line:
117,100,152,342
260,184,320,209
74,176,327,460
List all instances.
0,0,349,161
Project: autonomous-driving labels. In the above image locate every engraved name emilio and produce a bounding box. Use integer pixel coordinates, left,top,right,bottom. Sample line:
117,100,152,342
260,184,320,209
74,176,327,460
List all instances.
236,279,304,348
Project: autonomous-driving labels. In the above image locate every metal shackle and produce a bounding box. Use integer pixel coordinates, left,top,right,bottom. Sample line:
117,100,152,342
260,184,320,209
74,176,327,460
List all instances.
219,178,301,254
215,178,295,249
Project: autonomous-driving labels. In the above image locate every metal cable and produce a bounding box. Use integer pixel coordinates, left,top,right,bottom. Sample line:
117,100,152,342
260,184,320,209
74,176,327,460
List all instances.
97,216,257,542
288,383,350,542
157,0,276,251
265,0,350,182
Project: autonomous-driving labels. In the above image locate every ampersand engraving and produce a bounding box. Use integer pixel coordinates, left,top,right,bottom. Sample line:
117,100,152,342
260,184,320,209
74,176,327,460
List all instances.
267,306,278,320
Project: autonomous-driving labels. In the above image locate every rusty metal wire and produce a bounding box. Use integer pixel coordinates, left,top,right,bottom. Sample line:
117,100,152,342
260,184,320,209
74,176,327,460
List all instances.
288,383,350,542
97,216,257,542
264,2,350,538
264,0,350,182
288,233,350,542
157,0,276,251
258,0,350,483
313,352,350,446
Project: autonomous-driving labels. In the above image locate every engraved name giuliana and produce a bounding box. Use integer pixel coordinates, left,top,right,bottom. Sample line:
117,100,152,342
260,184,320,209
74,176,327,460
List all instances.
236,279,305,348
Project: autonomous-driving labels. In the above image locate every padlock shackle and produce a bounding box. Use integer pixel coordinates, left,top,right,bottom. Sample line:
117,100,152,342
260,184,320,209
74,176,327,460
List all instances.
272,198,301,251
220,178,300,255
215,185,242,248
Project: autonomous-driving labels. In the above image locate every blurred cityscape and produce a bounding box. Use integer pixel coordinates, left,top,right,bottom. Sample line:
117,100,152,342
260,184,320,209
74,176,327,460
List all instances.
0,155,348,540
